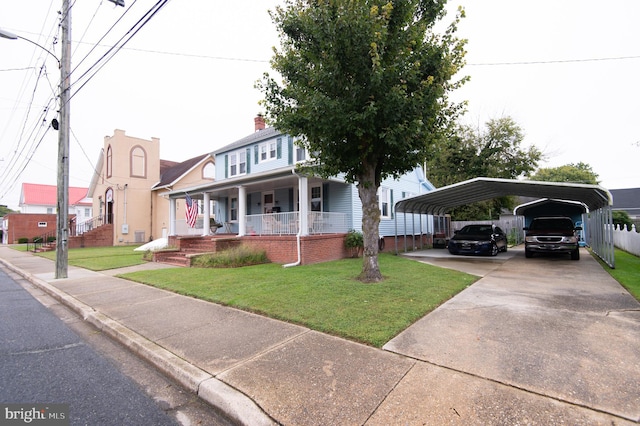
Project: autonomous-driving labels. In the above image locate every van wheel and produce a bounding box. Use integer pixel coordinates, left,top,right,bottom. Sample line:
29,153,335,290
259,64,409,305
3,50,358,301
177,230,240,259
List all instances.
571,248,580,260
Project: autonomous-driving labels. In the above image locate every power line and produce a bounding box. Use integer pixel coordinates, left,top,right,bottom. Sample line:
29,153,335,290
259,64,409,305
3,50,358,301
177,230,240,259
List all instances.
468,55,640,66
69,0,171,101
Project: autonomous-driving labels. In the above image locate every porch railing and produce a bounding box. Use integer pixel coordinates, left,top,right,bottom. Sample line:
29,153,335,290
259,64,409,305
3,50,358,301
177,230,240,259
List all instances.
70,214,112,237
246,211,348,236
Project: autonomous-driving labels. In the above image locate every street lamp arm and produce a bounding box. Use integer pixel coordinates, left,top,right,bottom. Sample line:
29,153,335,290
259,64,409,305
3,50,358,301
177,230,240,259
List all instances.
0,28,60,67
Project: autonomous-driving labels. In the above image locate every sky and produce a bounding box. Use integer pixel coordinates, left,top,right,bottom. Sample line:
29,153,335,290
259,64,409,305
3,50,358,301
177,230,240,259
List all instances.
1,0,639,210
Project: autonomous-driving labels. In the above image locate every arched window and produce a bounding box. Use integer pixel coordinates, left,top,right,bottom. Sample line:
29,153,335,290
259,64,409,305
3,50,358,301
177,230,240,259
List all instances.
130,145,146,178
202,161,215,179
106,145,113,178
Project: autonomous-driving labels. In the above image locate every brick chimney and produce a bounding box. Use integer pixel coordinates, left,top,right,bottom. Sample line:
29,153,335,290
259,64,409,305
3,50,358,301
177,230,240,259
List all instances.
254,114,266,132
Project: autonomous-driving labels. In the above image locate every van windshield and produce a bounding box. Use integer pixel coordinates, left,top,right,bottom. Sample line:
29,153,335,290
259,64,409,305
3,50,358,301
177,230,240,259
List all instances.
530,219,573,231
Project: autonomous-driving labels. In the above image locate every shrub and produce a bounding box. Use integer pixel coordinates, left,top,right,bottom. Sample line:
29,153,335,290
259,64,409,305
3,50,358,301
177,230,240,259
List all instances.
47,236,56,243
33,237,43,243
18,237,29,244
191,245,269,268
344,230,364,257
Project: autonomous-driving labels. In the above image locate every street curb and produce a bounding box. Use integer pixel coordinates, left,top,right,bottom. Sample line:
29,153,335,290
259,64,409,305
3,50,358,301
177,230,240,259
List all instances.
0,259,276,426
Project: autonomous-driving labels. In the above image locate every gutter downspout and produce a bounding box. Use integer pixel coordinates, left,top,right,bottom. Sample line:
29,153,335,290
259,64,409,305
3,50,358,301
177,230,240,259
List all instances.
283,232,301,268
284,169,302,268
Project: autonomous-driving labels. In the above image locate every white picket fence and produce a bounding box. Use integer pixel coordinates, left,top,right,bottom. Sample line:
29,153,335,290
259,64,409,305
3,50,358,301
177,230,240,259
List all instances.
612,224,640,257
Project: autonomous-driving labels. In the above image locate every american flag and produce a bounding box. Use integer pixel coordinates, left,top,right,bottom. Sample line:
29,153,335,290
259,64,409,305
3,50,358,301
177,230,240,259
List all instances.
185,194,198,228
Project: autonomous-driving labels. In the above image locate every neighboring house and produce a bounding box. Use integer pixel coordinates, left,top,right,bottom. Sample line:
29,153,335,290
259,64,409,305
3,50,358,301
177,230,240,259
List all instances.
1,213,62,245
19,183,92,222
164,116,434,265
0,183,91,244
610,187,640,228
87,129,215,245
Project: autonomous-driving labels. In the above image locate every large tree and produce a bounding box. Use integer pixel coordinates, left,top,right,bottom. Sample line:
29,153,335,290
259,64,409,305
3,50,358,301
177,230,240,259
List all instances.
258,0,467,282
529,162,599,185
426,116,542,220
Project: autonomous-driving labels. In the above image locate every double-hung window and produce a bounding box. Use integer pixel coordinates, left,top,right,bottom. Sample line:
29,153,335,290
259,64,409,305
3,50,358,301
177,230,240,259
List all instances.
295,145,307,163
260,141,277,163
229,151,247,177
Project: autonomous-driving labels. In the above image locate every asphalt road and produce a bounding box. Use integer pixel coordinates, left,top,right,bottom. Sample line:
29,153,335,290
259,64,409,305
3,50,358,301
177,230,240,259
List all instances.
0,268,181,426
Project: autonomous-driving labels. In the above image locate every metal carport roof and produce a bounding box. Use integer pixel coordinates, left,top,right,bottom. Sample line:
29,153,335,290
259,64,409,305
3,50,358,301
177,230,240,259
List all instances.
395,177,612,215
394,177,615,268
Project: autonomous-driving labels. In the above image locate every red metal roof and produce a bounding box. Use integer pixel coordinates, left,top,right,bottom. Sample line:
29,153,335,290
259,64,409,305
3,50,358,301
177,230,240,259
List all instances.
21,183,91,206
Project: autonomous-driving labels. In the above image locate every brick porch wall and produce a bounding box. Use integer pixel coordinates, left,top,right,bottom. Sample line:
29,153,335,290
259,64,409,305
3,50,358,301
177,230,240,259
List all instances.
240,234,348,265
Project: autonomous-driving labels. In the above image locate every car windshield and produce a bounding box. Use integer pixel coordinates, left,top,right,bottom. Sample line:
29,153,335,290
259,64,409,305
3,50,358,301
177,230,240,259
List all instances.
530,219,573,231
459,225,493,235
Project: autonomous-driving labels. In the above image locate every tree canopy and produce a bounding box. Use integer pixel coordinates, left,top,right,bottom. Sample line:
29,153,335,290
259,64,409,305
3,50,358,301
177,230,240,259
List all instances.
258,0,467,281
426,116,542,220
529,162,600,185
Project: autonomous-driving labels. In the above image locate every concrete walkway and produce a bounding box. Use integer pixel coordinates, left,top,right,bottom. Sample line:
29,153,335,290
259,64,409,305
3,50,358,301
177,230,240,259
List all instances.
1,246,638,425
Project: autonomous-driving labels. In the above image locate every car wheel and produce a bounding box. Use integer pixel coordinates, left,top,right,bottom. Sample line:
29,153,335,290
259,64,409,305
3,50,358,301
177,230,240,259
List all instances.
525,249,533,258
502,244,508,252
571,248,580,260
490,244,498,256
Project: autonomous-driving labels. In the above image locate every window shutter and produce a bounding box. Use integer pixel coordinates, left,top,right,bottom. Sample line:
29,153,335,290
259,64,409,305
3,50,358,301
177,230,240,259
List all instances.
277,138,282,160
224,155,228,178
254,145,259,164
246,193,252,215
287,137,293,164
246,148,251,174
390,189,394,219
323,183,330,212
288,188,294,211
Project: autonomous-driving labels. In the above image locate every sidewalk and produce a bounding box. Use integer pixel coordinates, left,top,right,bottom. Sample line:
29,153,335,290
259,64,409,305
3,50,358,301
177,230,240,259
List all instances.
1,246,638,425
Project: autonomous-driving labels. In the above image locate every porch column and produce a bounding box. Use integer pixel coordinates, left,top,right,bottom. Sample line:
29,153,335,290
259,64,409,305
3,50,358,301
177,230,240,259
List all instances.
202,192,211,236
238,185,246,236
169,197,176,236
298,175,309,236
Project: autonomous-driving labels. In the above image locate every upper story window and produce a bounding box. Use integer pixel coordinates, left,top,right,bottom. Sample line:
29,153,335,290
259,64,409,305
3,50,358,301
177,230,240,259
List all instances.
229,151,246,177
202,161,215,179
130,145,146,178
106,145,113,178
295,144,307,163
259,141,277,163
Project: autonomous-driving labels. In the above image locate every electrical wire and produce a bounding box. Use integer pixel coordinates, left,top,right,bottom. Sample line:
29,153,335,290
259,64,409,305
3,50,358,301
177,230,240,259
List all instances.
68,0,171,102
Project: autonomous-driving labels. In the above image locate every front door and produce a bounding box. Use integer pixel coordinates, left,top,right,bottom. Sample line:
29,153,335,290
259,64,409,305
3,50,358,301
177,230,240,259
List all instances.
263,192,274,213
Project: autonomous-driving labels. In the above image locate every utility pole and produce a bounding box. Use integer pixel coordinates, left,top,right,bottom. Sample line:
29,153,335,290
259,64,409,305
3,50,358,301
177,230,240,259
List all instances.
55,0,71,279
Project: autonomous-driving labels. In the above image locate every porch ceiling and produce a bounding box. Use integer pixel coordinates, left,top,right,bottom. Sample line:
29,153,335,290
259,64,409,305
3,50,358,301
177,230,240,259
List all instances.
395,177,612,215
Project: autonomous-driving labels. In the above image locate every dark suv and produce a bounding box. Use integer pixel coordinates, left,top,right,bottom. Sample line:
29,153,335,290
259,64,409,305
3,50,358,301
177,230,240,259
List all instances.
524,217,582,260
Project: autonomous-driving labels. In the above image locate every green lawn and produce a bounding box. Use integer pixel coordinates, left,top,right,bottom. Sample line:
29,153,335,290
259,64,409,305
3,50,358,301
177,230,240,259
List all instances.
597,248,640,301
35,245,145,271
120,254,478,347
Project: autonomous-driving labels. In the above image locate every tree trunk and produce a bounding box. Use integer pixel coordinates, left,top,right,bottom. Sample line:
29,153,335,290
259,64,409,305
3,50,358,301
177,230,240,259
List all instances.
357,173,383,283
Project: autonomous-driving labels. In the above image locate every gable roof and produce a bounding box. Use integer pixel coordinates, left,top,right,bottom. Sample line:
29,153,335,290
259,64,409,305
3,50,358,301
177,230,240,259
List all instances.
395,177,612,215
213,127,281,155
610,187,640,215
20,183,91,207
152,154,212,190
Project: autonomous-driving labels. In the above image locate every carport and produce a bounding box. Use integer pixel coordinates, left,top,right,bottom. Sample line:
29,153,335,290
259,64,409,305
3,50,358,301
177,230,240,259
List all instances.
394,177,615,267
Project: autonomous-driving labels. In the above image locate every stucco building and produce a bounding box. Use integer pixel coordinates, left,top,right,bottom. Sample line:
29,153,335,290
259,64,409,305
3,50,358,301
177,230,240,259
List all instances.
87,129,215,245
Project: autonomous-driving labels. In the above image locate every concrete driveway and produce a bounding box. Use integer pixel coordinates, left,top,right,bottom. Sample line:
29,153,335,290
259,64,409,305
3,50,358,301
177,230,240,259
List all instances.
387,246,640,422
